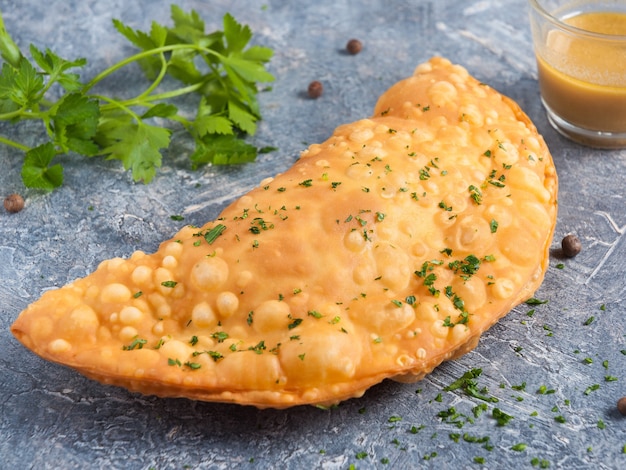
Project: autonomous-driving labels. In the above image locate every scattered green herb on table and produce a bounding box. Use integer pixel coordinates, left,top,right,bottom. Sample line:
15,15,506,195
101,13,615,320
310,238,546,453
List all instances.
0,5,274,190
444,368,499,403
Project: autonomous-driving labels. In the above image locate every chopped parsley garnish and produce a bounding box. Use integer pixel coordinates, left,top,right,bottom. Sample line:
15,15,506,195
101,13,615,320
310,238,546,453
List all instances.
248,341,266,354
468,185,482,204
410,425,425,434
287,318,303,330
584,384,600,395
438,200,453,211
122,336,147,350
530,457,551,468
472,403,488,418
203,224,227,244
448,254,481,279
490,219,499,233
206,351,224,362
537,385,556,395
211,331,229,343
444,369,498,403
492,408,513,426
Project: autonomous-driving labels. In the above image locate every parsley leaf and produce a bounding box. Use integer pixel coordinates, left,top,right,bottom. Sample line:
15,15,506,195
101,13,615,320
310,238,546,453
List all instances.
99,117,171,183
29,45,86,92
21,142,64,190
52,92,100,155
191,134,258,166
5,58,44,108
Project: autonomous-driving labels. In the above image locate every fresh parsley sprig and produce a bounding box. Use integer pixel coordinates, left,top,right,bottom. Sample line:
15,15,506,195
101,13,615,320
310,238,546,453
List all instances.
0,5,274,190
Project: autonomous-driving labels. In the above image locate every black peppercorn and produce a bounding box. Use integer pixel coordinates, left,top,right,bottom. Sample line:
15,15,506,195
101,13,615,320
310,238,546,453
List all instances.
618,396,626,416
307,80,323,99
346,39,362,55
4,193,24,213
561,234,582,257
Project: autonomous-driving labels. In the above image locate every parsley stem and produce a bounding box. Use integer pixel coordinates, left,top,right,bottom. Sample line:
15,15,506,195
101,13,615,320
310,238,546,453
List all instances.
0,11,23,68
0,102,54,122
82,44,224,94
106,82,206,110
91,94,143,121
0,135,30,152
0,107,28,121
93,91,195,136
135,50,169,102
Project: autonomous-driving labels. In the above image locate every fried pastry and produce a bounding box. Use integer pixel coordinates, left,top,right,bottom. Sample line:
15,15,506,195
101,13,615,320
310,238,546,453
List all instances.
11,57,558,408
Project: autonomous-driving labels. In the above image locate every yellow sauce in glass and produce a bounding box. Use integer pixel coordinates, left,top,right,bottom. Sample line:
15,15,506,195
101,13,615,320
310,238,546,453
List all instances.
536,12,626,133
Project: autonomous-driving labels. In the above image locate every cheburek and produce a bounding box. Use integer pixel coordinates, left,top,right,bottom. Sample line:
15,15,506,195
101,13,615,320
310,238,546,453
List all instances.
11,57,557,408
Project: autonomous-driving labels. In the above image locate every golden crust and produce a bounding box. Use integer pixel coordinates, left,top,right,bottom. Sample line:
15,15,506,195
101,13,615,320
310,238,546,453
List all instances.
11,57,558,408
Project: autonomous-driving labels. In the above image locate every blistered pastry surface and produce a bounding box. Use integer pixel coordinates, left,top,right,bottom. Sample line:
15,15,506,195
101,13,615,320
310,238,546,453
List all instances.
11,57,557,408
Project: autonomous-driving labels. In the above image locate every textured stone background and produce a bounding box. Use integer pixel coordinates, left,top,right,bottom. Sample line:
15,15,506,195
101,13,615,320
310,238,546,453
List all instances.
1,0,625,468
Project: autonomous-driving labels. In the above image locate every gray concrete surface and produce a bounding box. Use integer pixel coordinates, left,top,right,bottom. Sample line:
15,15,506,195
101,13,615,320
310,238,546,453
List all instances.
1,0,625,468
